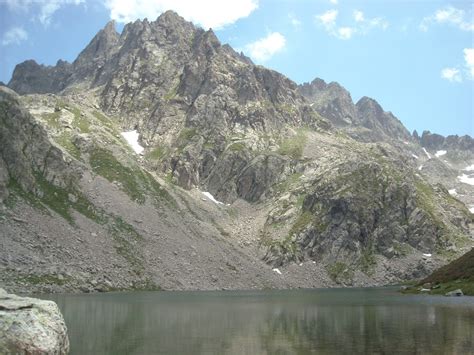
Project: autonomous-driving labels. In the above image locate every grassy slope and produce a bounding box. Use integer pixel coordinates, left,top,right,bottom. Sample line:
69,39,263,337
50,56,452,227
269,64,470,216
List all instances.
419,248,474,295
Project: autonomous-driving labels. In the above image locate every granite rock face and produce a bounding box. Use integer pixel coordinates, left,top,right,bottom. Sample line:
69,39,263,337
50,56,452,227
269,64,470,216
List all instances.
0,289,70,354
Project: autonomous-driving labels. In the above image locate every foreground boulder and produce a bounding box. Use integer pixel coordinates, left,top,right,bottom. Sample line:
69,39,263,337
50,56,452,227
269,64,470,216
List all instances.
0,288,69,354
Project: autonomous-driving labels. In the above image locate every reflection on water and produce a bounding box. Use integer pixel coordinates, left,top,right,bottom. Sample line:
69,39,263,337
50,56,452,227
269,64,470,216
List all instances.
42,288,474,354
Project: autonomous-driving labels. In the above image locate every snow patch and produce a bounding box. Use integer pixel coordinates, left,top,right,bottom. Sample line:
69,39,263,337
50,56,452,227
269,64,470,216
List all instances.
464,164,474,171
422,147,431,159
435,150,447,157
448,189,457,196
272,268,282,275
458,173,474,186
469,206,474,214
403,141,409,145
121,130,144,154
411,154,419,159
423,253,432,257
418,165,423,171
201,191,225,205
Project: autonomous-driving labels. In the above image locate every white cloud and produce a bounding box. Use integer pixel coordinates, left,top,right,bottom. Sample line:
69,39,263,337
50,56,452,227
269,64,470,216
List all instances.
441,67,462,82
104,0,258,29
289,13,302,29
420,6,474,32
353,10,364,23
329,0,338,4
1,27,28,46
5,0,84,26
244,32,286,62
315,9,387,40
337,27,354,40
464,48,474,78
316,9,338,28
441,49,474,83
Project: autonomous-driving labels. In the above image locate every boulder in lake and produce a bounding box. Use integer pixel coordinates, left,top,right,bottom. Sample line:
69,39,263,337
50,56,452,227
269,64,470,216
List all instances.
0,288,69,354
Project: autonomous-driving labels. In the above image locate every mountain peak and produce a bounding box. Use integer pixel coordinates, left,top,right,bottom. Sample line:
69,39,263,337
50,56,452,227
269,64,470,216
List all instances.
156,10,192,29
74,19,119,67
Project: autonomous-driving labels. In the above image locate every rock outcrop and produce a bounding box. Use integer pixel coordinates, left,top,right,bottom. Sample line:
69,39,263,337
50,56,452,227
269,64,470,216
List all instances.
0,86,76,205
0,288,69,354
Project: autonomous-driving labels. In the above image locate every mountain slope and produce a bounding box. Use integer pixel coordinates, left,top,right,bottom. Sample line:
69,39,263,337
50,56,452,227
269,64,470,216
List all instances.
2,11,473,292
416,248,474,295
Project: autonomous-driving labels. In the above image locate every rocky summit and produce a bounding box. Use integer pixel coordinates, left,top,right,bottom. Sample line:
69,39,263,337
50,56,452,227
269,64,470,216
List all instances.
1,11,473,293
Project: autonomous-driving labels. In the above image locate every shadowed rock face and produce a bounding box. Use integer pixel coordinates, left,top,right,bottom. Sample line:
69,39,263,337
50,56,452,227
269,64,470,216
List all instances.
0,289,70,354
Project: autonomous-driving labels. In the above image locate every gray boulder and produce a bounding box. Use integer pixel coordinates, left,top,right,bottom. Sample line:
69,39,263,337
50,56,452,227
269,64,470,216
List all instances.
0,288,69,354
445,289,464,297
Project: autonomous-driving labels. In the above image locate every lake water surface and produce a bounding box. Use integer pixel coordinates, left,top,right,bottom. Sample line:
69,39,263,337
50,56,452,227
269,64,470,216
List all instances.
42,287,474,354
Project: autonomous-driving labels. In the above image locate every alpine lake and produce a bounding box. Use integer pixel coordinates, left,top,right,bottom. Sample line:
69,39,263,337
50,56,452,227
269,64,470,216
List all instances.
40,287,474,354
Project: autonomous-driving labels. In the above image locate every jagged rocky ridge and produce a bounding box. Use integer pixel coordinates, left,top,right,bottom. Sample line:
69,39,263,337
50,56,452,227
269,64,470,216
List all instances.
2,11,473,292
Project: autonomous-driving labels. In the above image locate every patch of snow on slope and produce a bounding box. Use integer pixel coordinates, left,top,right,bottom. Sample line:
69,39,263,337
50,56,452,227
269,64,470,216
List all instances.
121,130,144,154
470,206,474,214
464,164,474,171
418,165,423,171
422,148,431,159
448,189,457,196
273,268,282,275
202,191,225,205
435,150,447,157
412,154,419,159
458,173,474,186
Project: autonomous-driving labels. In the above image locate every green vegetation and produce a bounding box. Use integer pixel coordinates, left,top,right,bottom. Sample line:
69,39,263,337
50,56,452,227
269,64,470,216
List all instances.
276,103,298,116
146,145,168,161
41,111,61,129
17,274,70,286
109,216,144,274
403,248,474,296
5,179,45,211
41,101,90,134
8,172,147,272
90,148,146,203
277,130,307,160
228,142,246,152
56,131,81,160
359,248,377,275
92,110,116,132
288,211,313,236
178,127,197,142
261,234,298,261
164,82,179,101
393,242,414,256
274,172,302,195
327,261,354,283
90,147,176,207
33,172,104,225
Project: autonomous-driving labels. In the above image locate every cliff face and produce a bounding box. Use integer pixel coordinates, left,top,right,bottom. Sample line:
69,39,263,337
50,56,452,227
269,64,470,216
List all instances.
2,11,473,291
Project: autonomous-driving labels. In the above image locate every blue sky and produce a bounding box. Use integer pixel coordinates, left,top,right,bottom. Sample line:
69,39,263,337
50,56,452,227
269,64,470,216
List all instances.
0,0,472,136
